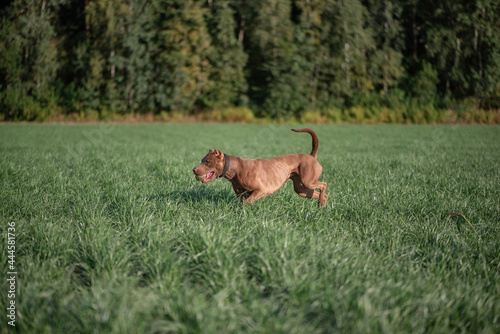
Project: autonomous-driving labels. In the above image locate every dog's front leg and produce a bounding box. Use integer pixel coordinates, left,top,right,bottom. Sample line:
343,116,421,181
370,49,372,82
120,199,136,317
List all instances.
231,182,250,201
235,191,251,202
244,190,269,204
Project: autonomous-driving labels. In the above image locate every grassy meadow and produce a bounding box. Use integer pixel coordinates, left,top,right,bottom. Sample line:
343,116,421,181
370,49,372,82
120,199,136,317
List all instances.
1,123,499,333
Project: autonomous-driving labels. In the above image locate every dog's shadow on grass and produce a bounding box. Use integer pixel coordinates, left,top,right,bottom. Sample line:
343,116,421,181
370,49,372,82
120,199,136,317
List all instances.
150,188,235,205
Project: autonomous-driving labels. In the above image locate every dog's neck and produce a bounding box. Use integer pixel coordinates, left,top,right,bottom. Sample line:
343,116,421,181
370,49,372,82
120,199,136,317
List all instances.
219,153,230,179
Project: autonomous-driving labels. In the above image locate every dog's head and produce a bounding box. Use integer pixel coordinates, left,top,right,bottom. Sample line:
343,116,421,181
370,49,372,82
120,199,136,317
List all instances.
192,149,226,183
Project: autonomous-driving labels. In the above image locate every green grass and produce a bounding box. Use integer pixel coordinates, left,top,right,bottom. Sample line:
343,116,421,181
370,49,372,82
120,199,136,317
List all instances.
1,123,499,333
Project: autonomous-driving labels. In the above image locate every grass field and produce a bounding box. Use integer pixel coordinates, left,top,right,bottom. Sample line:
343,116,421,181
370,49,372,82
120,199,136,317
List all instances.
1,123,499,333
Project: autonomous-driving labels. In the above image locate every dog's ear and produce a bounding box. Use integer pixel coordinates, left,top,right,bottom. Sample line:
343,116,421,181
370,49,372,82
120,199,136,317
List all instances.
208,149,223,159
213,149,223,159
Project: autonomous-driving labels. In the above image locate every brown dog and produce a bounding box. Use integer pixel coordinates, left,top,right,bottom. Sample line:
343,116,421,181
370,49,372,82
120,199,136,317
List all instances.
192,128,328,206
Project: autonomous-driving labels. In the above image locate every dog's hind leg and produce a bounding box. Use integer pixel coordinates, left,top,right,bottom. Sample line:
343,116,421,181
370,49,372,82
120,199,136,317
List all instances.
314,181,328,207
293,175,328,207
291,174,320,199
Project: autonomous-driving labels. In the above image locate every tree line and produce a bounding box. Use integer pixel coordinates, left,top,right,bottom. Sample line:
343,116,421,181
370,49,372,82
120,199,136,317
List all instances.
1,0,499,122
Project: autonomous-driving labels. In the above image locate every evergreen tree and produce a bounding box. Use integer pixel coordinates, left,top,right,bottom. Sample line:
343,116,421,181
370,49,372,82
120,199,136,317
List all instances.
293,0,327,110
363,0,404,96
120,0,157,113
245,0,299,117
0,17,24,119
401,0,500,107
204,0,248,108
0,0,62,119
316,0,374,106
418,0,468,100
82,0,130,113
54,0,87,113
150,0,213,112
463,0,500,108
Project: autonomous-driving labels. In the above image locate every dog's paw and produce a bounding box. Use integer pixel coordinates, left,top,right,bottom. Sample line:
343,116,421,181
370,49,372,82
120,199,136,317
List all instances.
319,194,328,207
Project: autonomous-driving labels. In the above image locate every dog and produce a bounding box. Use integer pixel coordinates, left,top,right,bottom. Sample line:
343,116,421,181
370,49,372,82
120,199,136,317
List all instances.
192,128,328,206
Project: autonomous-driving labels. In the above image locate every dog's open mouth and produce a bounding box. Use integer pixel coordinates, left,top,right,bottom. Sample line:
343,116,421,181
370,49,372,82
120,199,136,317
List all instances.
196,171,215,183
204,171,215,182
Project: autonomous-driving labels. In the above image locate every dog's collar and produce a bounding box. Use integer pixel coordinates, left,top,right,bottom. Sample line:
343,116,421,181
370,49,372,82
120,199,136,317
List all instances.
219,153,230,178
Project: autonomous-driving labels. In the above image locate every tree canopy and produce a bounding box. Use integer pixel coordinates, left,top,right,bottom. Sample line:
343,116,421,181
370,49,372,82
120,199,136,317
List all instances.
0,0,499,121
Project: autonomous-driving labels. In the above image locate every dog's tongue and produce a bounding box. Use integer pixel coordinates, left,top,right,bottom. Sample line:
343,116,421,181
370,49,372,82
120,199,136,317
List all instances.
204,171,214,182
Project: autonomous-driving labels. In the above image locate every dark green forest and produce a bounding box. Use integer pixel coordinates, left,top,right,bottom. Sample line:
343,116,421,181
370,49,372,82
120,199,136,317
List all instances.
1,0,499,122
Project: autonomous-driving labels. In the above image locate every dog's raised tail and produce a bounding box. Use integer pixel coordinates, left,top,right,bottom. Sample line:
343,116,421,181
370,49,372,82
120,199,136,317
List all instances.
291,128,319,159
